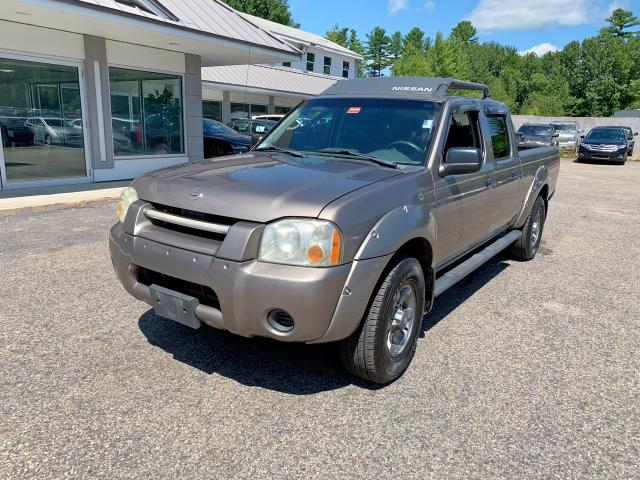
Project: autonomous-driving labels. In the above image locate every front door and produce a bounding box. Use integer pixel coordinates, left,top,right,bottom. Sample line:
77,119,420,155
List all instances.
434,109,496,267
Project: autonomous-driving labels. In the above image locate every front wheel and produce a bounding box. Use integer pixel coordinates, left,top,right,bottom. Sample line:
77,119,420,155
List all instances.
509,196,546,261
339,256,425,384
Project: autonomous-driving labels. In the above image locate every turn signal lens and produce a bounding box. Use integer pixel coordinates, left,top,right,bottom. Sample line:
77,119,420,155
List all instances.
330,230,341,265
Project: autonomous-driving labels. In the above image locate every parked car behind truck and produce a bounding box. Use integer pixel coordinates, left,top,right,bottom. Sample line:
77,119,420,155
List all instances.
516,123,558,150
551,121,581,154
110,77,559,384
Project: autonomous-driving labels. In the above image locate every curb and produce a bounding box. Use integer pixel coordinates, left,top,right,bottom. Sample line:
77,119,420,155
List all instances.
0,197,116,217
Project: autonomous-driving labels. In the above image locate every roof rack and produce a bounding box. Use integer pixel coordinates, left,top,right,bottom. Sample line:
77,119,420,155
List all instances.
322,76,491,99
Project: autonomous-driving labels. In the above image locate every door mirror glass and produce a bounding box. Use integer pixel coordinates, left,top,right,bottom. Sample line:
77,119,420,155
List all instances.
442,147,482,176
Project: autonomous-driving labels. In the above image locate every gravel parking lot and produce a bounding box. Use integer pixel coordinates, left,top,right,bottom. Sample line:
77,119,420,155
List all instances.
1,159,639,479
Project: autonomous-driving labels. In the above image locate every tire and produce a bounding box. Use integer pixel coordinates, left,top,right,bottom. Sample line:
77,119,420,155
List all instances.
509,196,546,261
339,256,425,384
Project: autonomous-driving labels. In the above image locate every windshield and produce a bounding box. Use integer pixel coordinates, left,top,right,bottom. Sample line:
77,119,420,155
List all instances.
518,125,552,136
586,129,626,143
553,123,577,132
203,119,238,136
256,97,442,165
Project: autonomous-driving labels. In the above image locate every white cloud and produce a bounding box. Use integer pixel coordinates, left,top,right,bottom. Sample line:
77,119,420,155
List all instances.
424,0,436,10
518,42,560,56
608,0,630,14
467,0,592,32
388,0,410,14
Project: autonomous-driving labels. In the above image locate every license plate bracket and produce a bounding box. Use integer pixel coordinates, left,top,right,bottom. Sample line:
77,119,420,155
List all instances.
150,284,201,329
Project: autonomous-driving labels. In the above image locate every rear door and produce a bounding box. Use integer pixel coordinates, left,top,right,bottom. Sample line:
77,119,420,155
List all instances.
434,106,496,266
483,110,522,232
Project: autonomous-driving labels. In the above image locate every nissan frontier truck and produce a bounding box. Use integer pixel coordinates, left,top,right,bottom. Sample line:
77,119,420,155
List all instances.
110,77,560,384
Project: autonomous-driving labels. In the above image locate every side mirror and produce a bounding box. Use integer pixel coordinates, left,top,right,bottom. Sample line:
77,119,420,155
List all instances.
441,147,483,176
634,132,638,136
580,134,585,140
553,132,560,138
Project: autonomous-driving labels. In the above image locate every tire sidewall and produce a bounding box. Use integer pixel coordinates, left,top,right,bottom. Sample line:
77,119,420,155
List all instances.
374,258,425,382
527,198,546,258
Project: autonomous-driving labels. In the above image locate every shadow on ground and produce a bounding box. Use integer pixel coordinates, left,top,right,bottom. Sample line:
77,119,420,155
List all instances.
138,256,510,394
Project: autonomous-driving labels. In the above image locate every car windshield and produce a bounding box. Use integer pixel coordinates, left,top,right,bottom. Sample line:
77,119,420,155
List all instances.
203,119,237,136
586,129,626,142
518,125,552,136
553,124,577,132
256,97,442,165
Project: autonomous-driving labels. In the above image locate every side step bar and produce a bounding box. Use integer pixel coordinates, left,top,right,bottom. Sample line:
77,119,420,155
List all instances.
434,230,522,298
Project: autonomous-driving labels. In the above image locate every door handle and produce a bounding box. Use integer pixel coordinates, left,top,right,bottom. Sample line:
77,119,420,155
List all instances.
484,176,493,186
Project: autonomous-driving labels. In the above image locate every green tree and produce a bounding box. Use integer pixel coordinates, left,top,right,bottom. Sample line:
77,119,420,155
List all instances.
326,24,349,47
347,29,366,77
393,44,431,76
450,21,478,44
389,31,404,61
600,8,640,38
365,27,391,77
224,0,297,27
404,27,427,52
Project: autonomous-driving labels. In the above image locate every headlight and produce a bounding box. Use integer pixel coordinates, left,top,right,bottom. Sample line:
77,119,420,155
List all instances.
115,186,138,223
258,219,342,267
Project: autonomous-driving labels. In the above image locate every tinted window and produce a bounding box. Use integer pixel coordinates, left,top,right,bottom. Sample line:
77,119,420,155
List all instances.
257,97,442,165
203,119,236,136
518,125,552,136
445,112,481,152
488,116,510,158
553,123,577,132
586,128,626,142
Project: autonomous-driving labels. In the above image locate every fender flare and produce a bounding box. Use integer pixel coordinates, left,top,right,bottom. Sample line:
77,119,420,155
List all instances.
354,204,436,261
514,165,549,228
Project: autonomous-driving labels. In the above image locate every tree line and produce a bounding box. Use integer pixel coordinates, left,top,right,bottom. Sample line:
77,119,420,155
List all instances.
223,1,639,117
328,9,640,117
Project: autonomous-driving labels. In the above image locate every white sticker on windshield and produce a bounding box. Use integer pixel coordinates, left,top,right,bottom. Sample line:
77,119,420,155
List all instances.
422,119,433,129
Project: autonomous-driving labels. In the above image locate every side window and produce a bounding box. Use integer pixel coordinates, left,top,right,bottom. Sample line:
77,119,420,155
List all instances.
234,121,250,133
444,111,481,154
487,115,510,159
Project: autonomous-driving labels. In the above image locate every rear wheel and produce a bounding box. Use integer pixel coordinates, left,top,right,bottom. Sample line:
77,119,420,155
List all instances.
509,196,546,261
339,256,425,384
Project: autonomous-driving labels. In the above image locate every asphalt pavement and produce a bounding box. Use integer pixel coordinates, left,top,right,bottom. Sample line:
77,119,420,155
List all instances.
1,158,638,479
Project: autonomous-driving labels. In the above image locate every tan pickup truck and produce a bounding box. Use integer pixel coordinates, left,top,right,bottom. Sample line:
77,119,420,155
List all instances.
110,77,560,384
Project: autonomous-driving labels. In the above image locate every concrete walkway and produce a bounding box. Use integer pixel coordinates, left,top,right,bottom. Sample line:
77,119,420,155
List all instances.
0,181,129,215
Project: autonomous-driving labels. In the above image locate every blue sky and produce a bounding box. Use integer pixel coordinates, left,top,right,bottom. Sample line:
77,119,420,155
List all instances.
289,0,640,55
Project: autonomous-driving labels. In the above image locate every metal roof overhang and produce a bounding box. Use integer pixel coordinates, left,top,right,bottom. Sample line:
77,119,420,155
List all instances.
2,0,301,66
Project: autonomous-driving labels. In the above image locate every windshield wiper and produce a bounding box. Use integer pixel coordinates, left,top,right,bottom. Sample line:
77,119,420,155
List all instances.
314,148,398,169
254,145,306,158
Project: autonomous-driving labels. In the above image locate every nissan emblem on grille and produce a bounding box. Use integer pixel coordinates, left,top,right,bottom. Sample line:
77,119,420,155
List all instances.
190,188,203,201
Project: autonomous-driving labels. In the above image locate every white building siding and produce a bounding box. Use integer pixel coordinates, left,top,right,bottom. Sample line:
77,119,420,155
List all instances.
0,20,85,60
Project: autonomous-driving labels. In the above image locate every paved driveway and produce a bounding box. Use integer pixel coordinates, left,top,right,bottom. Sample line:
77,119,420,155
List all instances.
1,159,638,479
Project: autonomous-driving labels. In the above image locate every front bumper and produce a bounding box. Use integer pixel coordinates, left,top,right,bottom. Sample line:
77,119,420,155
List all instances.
577,150,626,161
110,209,391,343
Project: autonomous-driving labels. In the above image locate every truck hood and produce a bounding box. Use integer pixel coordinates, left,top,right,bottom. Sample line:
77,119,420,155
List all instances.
132,153,402,223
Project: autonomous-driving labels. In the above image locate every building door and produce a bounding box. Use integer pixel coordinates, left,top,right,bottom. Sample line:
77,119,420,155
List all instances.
0,54,91,189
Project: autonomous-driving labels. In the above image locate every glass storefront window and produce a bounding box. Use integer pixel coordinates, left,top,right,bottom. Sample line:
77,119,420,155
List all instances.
230,102,268,121
109,67,184,156
0,57,87,183
275,106,292,115
202,100,222,121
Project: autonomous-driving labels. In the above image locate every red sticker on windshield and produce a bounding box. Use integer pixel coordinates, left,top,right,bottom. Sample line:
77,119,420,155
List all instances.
347,107,361,114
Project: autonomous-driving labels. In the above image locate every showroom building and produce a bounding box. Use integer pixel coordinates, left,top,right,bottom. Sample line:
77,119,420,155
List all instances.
0,0,298,190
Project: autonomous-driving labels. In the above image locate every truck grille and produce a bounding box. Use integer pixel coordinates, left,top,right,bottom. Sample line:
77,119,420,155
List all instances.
144,203,237,241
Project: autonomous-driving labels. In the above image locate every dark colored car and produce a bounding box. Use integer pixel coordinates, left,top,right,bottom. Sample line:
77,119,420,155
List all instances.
578,127,629,164
608,126,636,155
228,119,277,146
1,117,35,147
203,119,251,158
516,123,558,150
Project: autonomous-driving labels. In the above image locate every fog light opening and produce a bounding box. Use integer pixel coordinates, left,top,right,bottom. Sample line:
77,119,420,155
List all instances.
267,309,295,333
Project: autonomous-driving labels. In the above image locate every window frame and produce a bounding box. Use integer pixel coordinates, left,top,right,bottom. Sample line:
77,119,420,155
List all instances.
323,56,332,75
108,64,187,160
486,114,512,160
306,52,315,72
0,49,92,190
342,61,350,78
